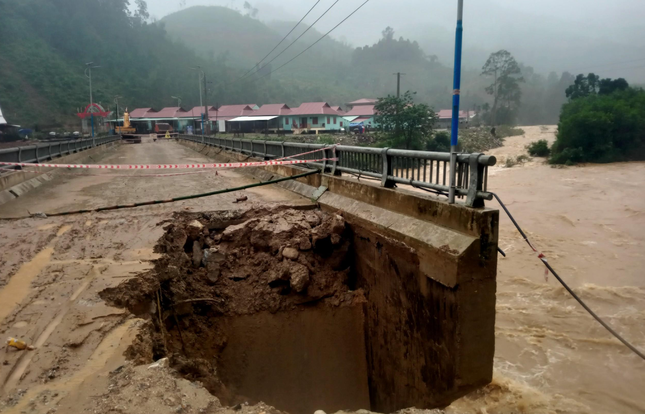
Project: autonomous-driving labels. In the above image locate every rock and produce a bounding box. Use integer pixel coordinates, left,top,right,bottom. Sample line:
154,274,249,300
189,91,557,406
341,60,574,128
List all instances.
331,233,342,245
148,358,169,369
160,265,180,282
289,263,310,292
305,213,321,227
331,214,345,235
314,411,327,414
267,263,290,284
192,241,203,267
299,238,312,251
187,220,204,238
282,247,299,260
274,217,294,234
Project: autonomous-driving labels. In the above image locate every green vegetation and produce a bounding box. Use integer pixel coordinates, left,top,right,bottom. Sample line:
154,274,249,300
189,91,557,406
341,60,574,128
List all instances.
565,73,629,100
496,125,525,138
527,140,551,157
374,92,436,150
551,84,645,165
480,50,524,125
0,1,600,131
426,131,451,152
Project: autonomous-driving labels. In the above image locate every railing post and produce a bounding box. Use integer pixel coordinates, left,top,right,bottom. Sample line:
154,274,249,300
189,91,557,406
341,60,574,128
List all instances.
263,140,268,159
381,148,395,188
280,141,285,159
49,144,52,160
321,145,328,172
17,146,22,163
466,153,484,208
35,145,40,163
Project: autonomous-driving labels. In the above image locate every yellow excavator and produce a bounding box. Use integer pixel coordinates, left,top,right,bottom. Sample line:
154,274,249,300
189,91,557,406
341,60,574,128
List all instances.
116,109,140,143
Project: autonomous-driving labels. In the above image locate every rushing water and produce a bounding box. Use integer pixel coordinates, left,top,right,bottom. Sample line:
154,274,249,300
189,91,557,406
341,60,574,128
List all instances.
445,127,645,414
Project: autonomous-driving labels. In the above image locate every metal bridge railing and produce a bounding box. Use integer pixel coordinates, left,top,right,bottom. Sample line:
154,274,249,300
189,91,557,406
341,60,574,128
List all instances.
0,135,121,169
179,135,496,207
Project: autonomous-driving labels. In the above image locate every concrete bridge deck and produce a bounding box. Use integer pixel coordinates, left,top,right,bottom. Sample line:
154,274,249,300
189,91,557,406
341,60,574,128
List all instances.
0,140,498,414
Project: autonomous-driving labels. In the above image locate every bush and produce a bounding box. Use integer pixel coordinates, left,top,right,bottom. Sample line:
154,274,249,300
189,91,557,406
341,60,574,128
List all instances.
496,125,525,138
550,88,645,164
426,131,450,152
527,139,551,157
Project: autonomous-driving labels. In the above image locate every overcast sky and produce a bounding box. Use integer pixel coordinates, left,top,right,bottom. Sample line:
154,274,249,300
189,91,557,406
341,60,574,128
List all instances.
144,0,645,81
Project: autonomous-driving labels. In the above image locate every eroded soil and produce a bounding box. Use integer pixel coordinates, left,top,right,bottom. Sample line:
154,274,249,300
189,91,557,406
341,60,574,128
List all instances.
100,208,365,411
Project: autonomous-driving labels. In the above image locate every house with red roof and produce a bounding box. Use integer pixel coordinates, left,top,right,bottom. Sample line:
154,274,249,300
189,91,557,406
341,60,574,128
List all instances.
287,102,344,133
343,99,378,129
436,109,476,129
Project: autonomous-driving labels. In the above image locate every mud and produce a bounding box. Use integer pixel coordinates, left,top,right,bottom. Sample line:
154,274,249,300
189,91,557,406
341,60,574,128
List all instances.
101,208,369,414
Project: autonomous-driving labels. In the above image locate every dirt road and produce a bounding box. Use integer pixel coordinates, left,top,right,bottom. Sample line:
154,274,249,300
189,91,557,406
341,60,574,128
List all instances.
0,140,312,414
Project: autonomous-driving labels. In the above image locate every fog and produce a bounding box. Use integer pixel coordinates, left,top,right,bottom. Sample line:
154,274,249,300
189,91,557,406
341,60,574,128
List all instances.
145,0,645,82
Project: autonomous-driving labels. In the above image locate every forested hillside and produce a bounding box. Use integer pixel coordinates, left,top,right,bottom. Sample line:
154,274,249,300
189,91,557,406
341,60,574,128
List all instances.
0,0,574,129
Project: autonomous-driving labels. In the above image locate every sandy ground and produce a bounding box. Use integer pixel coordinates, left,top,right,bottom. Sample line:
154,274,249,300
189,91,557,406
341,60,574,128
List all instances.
0,140,312,414
0,134,643,414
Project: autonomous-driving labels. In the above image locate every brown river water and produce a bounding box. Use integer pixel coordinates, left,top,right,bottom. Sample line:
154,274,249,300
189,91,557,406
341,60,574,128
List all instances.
445,126,645,414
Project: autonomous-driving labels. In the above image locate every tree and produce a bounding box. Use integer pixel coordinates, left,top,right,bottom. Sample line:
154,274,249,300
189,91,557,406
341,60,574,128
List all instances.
566,74,630,100
374,91,437,150
382,26,395,42
565,73,600,99
551,87,645,164
599,78,629,95
481,50,524,125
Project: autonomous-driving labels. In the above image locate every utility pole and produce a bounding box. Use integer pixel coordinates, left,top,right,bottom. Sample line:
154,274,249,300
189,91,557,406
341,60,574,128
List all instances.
114,96,121,127
85,62,100,137
448,0,464,204
394,72,405,98
394,72,405,138
203,72,210,135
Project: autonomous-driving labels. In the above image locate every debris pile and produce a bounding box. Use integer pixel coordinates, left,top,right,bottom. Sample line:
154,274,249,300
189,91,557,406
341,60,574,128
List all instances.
100,208,364,409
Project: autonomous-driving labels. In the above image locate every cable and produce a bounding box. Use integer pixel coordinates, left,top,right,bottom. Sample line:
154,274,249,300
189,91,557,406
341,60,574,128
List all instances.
249,0,371,84
232,0,340,85
237,0,322,80
1,170,320,220
492,192,645,361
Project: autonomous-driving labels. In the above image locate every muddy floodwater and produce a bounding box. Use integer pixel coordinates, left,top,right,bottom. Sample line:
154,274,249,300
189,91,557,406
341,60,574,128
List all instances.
447,126,645,414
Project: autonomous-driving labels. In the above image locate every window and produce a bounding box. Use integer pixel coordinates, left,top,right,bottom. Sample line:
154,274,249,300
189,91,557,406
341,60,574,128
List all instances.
340,121,344,127
312,117,318,125
327,117,330,124
284,117,289,125
334,117,337,124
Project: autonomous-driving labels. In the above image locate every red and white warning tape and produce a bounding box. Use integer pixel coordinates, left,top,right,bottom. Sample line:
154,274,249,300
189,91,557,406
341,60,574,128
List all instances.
0,167,219,178
0,157,337,171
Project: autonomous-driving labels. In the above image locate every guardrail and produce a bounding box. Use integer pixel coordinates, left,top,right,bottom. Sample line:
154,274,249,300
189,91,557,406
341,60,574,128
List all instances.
0,136,121,168
178,135,496,207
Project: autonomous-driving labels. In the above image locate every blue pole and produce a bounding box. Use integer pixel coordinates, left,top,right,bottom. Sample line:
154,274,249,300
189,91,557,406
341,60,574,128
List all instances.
91,113,95,138
448,0,463,204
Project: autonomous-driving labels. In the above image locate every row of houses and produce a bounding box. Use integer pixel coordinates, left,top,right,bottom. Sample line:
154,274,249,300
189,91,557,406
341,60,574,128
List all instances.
113,99,474,135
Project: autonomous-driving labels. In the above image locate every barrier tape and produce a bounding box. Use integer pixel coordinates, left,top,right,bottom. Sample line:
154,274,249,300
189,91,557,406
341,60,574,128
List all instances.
0,167,219,178
0,157,337,171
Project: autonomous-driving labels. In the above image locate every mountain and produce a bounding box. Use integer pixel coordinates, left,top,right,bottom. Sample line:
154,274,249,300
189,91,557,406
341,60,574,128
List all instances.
0,0,255,129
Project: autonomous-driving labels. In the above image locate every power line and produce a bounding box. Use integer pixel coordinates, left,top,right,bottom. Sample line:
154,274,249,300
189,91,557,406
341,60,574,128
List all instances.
237,0,341,83
248,0,372,84
237,0,322,80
